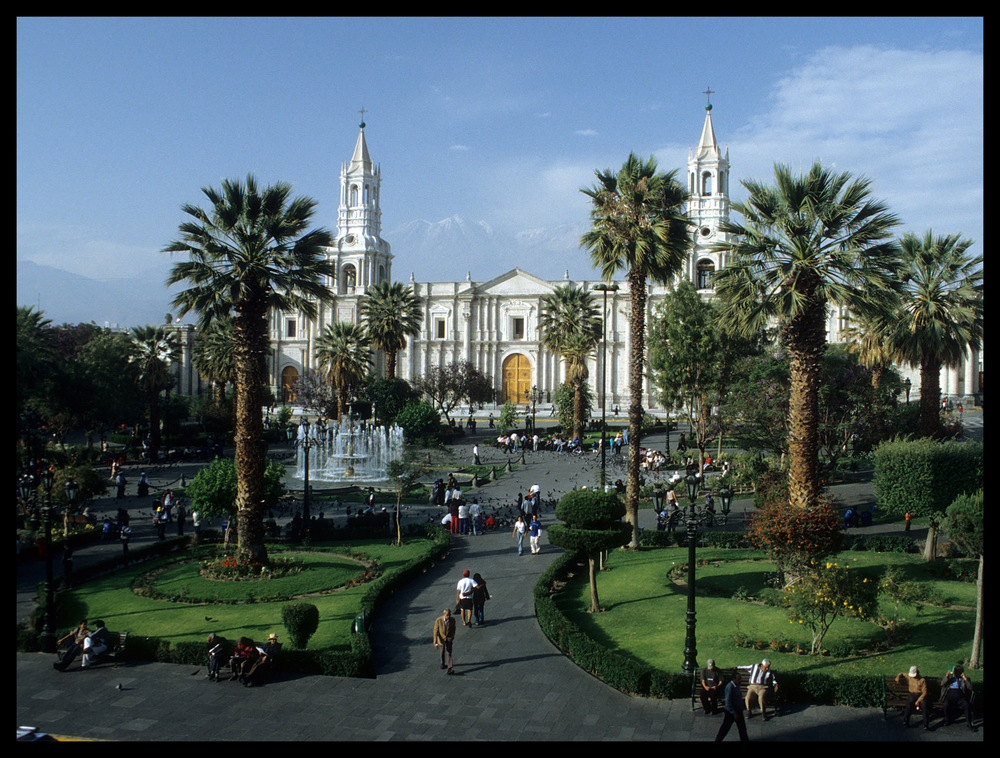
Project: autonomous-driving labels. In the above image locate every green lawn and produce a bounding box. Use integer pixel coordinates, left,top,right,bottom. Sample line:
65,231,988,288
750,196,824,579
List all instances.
555,546,980,682
56,537,439,651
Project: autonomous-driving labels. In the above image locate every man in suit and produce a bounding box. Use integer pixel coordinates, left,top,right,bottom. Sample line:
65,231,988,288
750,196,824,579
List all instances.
433,608,457,674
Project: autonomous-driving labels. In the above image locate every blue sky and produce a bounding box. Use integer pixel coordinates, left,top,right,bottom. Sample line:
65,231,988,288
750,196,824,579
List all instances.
18,16,983,288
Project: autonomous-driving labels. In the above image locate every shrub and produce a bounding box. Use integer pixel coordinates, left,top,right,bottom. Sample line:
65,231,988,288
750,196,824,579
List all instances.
746,496,842,574
281,602,320,649
871,438,982,518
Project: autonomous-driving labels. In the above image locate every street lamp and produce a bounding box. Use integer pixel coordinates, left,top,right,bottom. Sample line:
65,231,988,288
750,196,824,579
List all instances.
682,471,702,675
594,282,619,488
717,484,733,522
39,467,57,653
903,378,912,405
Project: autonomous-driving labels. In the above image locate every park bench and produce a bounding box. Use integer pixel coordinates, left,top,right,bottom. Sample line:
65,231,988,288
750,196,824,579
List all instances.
691,668,752,712
882,674,941,720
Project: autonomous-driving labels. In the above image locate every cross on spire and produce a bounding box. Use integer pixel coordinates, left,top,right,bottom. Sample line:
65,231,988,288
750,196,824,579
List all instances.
703,87,715,111
358,107,367,128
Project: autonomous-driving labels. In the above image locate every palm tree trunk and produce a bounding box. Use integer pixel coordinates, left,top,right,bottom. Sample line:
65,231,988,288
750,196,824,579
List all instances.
385,350,397,380
625,271,646,547
918,358,942,438
783,299,826,510
233,301,268,564
970,553,983,668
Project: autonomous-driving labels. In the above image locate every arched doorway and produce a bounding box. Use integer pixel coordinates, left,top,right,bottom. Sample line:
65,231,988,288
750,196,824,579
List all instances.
502,354,531,406
281,366,299,403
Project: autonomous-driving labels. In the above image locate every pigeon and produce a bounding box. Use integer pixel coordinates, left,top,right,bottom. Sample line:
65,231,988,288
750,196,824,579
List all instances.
205,616,214,622
115,683,122,690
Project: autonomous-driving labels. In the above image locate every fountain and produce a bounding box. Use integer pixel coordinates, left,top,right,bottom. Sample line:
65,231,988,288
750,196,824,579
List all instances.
296,420,404,484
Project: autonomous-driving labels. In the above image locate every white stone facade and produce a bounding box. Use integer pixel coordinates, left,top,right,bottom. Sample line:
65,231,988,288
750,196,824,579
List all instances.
170,108,981,410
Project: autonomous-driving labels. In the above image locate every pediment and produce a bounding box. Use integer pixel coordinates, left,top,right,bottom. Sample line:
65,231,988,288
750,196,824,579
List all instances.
471,268,559,297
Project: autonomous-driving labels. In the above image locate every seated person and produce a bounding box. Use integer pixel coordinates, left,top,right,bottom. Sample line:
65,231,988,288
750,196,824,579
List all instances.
53,620,91,671
206,633,229,681
699,659,724,714
243,633,282,686
229,637,260,682
81,620,110,668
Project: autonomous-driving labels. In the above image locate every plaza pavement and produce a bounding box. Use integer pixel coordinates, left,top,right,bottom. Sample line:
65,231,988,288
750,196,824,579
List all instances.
17,419,983,741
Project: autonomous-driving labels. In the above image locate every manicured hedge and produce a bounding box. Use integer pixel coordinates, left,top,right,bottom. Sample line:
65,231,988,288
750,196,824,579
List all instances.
871,438,982,518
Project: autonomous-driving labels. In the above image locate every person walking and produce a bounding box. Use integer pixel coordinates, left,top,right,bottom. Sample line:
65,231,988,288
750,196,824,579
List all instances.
512,515,527,556
433,608,456,674
456,570,476,626
472,573,490,626
528,514,542,554
715,669,750,742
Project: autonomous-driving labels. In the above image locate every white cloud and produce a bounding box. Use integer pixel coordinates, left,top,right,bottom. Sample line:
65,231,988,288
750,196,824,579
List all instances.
727,45,983,243
574,128,598,136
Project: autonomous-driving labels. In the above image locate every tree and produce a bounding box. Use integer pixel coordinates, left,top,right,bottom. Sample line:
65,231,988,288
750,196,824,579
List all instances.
359,281,423,378
547,489,632,612
881,231,983,438
192,316,237,405
127,325,181,460
785,561,879,654
164,174,335,563
184,457,286,545
315,322,371,421
649,280,724,473
581,154,692,547
944,489,983,668
713,162,901,510
538,284,603,439
412,361,493,422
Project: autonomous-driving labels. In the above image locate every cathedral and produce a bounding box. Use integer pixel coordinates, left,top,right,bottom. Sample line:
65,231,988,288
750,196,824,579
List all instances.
170,106,981,412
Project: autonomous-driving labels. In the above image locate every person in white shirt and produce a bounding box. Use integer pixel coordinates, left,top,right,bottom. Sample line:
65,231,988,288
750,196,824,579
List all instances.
456,570,477,626
741,659,778,718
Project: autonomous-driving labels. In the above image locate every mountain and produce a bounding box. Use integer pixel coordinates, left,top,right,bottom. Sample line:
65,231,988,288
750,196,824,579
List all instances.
16,259,186,328
17,216,596,326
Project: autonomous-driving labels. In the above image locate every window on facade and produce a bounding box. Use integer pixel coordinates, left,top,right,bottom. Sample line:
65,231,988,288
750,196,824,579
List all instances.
512,317,525,340
696,260,715,290
436,319,446,340
350,185,358,206
286,319,296,338
701,171,713,196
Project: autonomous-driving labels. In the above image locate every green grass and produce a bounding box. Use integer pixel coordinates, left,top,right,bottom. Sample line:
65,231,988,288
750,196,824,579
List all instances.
555,546,980,681
56,537,439,651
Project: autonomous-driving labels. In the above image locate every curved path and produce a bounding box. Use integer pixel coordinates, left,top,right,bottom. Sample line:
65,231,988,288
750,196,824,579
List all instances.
17,431,982,741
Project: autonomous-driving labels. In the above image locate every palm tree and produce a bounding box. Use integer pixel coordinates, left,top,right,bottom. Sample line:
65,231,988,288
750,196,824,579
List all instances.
359,281,422,378
128,325,182,459
538,284,603,439
581,153,692,548
192,316,237,404
882,230,983,437
163,174,335,563
315,322,371,421
712,162,901,510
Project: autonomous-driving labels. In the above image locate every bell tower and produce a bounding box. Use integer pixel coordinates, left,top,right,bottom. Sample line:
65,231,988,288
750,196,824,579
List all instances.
333,113,392,295
686,89,730,291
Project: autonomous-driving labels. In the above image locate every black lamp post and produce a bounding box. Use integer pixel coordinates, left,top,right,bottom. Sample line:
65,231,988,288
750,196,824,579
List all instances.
39,467,57,653
717,484,733,522
594,282,619,487
682,471,702,675
903,378,912,405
